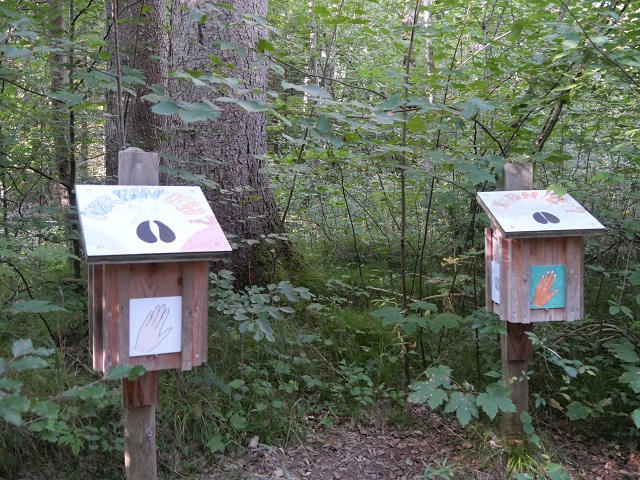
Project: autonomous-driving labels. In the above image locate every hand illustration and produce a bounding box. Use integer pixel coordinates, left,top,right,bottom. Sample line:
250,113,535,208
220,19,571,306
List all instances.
134,304,172,354
531,271,558,308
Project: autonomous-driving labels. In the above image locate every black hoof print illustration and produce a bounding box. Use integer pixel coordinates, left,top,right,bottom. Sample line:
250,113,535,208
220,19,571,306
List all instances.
136,220,177,243
533,211,560,225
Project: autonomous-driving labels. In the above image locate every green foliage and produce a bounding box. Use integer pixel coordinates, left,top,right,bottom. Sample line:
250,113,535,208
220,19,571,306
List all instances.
6,0,640,475
408,365,515,427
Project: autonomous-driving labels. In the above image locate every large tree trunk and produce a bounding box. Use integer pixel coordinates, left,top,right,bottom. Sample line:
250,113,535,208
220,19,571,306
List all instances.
105,0,169,181
166,0,279,286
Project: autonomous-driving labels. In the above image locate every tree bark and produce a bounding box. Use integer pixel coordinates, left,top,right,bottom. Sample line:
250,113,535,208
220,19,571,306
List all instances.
105,0,169,181
166,0,279,286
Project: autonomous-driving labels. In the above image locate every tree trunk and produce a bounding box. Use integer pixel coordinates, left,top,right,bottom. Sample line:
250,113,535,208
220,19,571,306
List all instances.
105,0,169,181
166,0,279,286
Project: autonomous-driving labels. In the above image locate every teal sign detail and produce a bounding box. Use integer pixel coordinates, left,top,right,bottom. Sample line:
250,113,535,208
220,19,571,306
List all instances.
530,265,565,309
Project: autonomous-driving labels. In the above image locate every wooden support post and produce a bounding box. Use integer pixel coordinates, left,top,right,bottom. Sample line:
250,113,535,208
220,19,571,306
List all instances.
501,163,534,438
119,147,160,480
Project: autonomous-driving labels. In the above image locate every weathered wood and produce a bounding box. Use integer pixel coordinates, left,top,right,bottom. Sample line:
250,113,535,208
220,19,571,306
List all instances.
117,264,131,367
502,163,533,191
500,163,533,439
118,148,159,185
123,403,157,480
103,264,120,373
120,148,159,480
89,264,105,371
123,370,160,408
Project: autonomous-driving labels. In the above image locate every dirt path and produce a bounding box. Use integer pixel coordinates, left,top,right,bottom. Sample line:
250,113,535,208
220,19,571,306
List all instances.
197,406,640,479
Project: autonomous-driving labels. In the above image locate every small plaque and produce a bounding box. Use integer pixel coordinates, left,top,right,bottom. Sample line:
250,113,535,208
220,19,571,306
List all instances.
129,296,182,356
530,265,565,309
491,261,501,304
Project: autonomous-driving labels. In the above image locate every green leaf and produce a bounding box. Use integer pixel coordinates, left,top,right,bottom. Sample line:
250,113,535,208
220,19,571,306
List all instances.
178,109,220,123
476,385,516,420
235,99,268,112
205,434,226,453
620,366,640,393
256,39,274,52
0,45,31,60
408,382,448,409
49,91,84,106
444,392,478,427
0,394,30,426
151,100,180,115
376,94,403,111
566,401,591,420
256,318,275,342
8,300,65,314
31,400,59,418
371,306,404,326
12,339,33,357
10,356,48,371
317,114,331,134
631,408,640,428
520,411,535,436
103,364,146,381
429,313,462,333
0,378,22,391
281,81,332,98
408,365,452,408
546,463,571,480
229,412,247,430
61,384,107,400
562,31,581,49
607,340,639,363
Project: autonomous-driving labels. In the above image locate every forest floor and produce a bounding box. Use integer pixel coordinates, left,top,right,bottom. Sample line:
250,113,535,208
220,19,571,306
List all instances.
197,404,640,480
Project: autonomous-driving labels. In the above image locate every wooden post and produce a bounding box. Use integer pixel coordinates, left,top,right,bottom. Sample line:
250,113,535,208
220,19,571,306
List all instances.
119,147,160,480
501,163,534,438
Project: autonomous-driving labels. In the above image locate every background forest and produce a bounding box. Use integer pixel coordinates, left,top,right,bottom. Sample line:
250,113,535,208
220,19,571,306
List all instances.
2,0,640,478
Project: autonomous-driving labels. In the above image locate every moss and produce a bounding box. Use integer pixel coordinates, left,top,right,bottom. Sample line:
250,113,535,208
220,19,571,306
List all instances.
237,240,328,296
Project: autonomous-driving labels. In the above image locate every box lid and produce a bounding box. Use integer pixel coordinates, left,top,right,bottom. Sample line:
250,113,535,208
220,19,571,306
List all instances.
476,190,605,238
76,185,232,263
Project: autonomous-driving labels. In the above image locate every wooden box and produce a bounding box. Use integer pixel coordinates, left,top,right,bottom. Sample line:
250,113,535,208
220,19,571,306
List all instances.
477,190,605,323
76,185,232,373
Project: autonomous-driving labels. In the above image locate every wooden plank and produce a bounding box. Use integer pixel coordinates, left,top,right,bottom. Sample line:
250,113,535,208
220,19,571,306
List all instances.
194,261,209,366
123,399,158,480
181,262,194,371
103,265,120,373
118,148,159,185
485,228,493,312
500,163,533,439
565,237,583,321
89,264,105,371
117,265,131,367
503,163,533,191
119,148,159,480
123,371,160,408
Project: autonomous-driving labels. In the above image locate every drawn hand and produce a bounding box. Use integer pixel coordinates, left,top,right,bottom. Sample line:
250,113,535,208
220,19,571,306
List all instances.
134,304,172,354
532,271,558,307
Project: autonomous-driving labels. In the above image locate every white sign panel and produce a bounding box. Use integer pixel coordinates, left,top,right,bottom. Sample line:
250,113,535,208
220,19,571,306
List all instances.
476,190,605,238
76,185,232,260
491,261,500,304
130,296,182,357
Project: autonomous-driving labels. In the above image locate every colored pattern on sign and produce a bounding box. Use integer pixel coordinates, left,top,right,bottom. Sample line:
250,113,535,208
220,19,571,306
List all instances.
75,185,232,258
530,265,566,309
476,190,605,237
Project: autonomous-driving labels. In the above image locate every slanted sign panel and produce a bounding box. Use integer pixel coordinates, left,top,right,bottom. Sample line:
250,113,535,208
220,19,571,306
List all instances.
476,190,605,238
76,185,232,262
